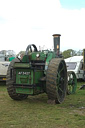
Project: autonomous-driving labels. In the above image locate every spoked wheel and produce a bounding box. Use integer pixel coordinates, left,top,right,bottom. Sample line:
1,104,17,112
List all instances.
46,58,67,104
67,71,77,95
6,58,28,100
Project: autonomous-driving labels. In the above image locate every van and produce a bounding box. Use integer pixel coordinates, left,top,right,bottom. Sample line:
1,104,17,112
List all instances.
65,56,85,80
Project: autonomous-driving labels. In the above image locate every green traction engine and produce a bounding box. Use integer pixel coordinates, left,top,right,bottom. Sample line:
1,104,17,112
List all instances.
6,34,68,104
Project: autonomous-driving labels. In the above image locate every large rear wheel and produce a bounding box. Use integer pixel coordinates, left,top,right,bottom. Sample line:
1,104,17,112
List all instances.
6,58,28,100
46,58,67,104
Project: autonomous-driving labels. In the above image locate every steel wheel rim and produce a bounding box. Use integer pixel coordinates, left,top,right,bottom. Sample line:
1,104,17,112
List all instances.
56,61,67,100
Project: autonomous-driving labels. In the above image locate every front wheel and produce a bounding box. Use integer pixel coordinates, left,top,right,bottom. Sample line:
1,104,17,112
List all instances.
67,71,77,95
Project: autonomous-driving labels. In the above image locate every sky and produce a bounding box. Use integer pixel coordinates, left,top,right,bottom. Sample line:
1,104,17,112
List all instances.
0,0,85,54
60,0,85,9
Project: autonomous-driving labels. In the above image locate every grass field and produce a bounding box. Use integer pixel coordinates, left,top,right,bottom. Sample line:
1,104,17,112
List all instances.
0,82,85,128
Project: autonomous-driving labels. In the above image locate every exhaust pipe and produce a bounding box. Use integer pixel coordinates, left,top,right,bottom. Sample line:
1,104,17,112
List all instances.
53,34,61,57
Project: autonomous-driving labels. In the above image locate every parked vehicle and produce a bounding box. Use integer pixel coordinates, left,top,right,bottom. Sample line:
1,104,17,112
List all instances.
0,50,16,82
65,56,85,80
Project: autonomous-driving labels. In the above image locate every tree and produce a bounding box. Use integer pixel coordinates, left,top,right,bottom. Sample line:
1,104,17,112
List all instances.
62,49,77,59
76,50,83,56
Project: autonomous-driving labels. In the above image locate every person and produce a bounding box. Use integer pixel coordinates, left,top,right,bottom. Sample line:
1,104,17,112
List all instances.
20,53,24,60
9,56,15,61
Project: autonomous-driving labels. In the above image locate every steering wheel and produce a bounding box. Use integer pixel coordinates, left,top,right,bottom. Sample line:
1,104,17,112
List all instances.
25,44,38,55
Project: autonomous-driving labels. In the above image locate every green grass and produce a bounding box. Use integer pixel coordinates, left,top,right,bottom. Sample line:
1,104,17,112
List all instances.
0,82,85,128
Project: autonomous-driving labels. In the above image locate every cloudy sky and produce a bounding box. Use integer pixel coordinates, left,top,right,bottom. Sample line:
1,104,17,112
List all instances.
0,0,85,54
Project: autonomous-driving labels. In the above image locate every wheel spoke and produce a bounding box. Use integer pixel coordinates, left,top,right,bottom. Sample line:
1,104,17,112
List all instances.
58,86,63,93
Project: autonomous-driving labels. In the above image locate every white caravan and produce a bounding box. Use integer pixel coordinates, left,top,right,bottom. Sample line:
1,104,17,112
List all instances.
0,50,16,82
65,56,85,80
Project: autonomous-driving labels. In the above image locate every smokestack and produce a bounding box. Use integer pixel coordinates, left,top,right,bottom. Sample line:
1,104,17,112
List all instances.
53,34,61,57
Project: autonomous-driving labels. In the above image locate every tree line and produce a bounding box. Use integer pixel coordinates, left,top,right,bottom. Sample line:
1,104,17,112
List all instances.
62,49,83,59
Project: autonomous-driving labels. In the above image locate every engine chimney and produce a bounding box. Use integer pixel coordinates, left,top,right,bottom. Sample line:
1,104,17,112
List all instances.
53,34,61,57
